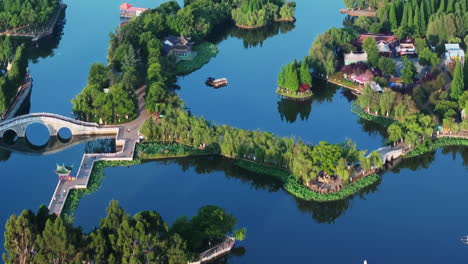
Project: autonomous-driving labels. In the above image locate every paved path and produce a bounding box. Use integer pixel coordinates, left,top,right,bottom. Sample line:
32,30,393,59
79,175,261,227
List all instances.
48,87,148,215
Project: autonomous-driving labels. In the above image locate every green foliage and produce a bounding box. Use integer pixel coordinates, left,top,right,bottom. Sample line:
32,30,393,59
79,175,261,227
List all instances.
0,0,60,30
136,142,215,159
0,44,27,115
401,56,416,85
278,60,300,92
5,201,242,264
450,59,464,100
378,57,396,75
405,137,468,158
176,42,218,75
363,37,379,67
309,27,358,75
232,0,295,28
234,228,247,241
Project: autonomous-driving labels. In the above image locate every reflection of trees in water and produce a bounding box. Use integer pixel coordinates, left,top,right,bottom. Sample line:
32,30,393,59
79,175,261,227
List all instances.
84,139,116,154
357,118,388,139
441,146,468,167
229,22,295,49
277,98,311,123
24,9,66,63
151,156,283,192
293,177,381,223
150,155,382,223
391,152,436,172
0,149,11,162
207,22,295,49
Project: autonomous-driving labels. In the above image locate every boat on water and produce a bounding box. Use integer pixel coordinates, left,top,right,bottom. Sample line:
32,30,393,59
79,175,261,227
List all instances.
461,236,468,245
206,77,228,88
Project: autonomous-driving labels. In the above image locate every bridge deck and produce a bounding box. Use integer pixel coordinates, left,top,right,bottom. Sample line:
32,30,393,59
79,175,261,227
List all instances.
188,237,236,264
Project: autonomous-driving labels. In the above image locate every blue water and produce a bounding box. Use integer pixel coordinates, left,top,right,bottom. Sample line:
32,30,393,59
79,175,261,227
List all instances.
1,0,468,263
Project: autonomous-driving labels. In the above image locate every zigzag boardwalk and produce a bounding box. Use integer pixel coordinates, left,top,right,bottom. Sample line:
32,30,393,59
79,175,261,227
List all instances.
48,87,148,215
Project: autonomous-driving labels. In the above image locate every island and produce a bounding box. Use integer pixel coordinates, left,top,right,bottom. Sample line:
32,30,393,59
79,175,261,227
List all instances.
276,59,313,100
3,201,246,264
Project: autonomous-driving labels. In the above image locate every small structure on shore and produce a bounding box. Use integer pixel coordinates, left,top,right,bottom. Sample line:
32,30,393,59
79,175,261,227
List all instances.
119,3,148,18
344,52,368,65
55,164,75,181
445,43,465,65
163,35,195,58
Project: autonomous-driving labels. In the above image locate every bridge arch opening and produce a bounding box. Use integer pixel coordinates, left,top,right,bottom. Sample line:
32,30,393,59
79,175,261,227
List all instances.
2,130,18,145
25,123,50,149
57,127,72,143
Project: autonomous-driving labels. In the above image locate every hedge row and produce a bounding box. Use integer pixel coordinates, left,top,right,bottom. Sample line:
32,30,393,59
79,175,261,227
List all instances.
405,137,468,158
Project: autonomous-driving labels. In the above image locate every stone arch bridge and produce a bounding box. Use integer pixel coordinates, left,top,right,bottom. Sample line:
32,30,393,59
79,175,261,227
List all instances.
0,112,119,138
372,146,405,164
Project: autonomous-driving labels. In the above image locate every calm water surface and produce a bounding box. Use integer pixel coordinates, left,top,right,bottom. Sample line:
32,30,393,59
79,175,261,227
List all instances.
1,0,468,263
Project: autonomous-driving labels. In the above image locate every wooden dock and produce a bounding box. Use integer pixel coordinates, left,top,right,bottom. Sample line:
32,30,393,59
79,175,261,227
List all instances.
0,4,66,41
188,237,236,264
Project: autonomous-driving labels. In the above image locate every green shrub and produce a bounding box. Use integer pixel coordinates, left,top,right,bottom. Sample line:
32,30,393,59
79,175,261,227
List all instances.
405,138,468,158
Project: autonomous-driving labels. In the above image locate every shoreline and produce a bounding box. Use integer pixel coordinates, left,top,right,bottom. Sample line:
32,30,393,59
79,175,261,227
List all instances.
276,87,313,100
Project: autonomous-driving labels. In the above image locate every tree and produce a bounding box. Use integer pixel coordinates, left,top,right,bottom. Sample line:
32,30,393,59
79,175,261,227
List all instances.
87,63,108,88
363,37,379,67
378,57,396,75
450,59,464,99
464,49,468,89
311,141,343,175
389,4,398,31
401,56,416,84
387,123,403,143
299,60,312,86
234,228,247,241
3,210,36,264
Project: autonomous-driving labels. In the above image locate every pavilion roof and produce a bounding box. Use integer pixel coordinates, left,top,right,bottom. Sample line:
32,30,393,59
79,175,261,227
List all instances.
55,163,72,174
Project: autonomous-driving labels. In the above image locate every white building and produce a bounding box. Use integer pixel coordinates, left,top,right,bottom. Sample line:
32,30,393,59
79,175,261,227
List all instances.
445,43,465,65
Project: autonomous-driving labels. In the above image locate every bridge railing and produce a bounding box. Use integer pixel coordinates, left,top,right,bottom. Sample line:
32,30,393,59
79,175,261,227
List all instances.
0,112,100,129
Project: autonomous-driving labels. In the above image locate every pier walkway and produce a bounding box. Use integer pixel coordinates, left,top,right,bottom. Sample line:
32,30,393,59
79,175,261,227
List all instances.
188,237,236,264
48,87,149,215
0,4,66,41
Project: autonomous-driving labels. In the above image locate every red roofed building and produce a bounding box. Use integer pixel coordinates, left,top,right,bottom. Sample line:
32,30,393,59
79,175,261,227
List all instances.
120,3,149,18
355,34,398,47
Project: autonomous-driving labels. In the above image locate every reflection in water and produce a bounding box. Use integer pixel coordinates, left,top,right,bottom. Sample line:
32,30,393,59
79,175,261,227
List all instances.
0,149,11,162
84,138,116,154
277,98,311,123
357,118,388,140
26,9,66,62
208,22,295,49
148,156,381,223
293,176,381,223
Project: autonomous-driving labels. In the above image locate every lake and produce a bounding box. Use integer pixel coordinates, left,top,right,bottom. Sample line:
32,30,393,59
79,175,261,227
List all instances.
1,0,468,263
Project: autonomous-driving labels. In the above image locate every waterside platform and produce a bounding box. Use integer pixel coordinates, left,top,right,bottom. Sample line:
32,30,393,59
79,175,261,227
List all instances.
188,236,236,264
339,8,376,17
